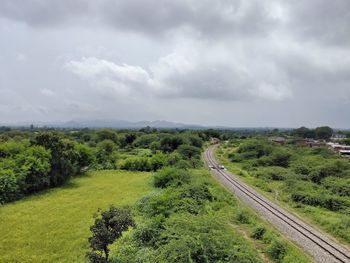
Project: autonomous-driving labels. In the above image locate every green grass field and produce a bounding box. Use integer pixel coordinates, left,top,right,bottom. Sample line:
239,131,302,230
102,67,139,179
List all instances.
0,170,153,263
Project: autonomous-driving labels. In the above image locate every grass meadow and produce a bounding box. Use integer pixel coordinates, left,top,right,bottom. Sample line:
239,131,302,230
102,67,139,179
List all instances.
0,170,153,263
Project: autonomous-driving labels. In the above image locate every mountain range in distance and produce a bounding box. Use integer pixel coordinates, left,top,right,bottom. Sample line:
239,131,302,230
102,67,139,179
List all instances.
1,119,205,129
0,119,295,130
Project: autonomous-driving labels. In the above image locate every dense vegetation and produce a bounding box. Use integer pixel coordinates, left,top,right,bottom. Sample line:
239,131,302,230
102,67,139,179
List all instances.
0,127,318,262
0,128,205,204
108,168,310,263
219,137,350,243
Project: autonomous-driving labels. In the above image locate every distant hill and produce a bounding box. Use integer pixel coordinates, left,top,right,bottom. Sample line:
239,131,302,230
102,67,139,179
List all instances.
3,119,204,129
60,119,204,129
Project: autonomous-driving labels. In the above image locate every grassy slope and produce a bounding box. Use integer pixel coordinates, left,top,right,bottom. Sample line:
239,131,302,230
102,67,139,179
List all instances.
216,144,350,247
0,170,153,263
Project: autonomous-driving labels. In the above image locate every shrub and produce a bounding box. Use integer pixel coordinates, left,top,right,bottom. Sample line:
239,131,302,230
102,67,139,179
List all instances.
120,157,152,172
153,168,191,188
323,177,350,197
255,167,289,181
291,192,347,211
236,210,250,224
177,145,201,159
267,240,287,262
237,140,273,158
0,169,21,204
268,149,292,167
133,216,164,247
251,225,266,240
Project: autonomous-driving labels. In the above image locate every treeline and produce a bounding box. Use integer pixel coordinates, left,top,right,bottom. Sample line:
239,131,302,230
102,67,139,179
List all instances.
291,126,334,140
0,128,207,204
0,133,94,203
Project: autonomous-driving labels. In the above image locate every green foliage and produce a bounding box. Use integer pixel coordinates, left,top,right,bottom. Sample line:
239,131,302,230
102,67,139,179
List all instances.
158,214,263,263
121,157,152,172
237,140,273,158
87,205,135,262
16,146,51,193
315,126,333,140
236,210,251,224
267,240,287,262
153,167,191,188
251,225,266,240
292,126,333,140
291,127,315,138
0,169,21,204
291,192,348,211
160,135,184,152
323,177,350,196
255,167,291,181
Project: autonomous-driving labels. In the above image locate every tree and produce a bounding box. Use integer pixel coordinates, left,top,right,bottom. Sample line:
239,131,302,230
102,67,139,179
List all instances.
16,146,51,193
177,145,201,159
315,126,333,140
33,132,79,186
291,127,315,138
87,205,135,262
160,136,184,152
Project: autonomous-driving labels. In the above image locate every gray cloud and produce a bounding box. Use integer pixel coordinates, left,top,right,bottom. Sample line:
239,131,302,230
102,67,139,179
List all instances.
285,0,350,46
0,1,349,127
0,0,276,37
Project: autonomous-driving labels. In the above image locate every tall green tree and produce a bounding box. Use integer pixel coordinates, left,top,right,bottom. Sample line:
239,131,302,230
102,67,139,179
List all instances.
87,205,135,262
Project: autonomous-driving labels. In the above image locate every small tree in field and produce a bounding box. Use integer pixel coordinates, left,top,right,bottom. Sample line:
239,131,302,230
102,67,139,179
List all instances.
87,205,135,262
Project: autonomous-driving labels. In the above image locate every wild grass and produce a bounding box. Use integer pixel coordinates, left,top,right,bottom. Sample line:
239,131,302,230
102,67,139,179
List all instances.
217,144,350,246
0,170,153,263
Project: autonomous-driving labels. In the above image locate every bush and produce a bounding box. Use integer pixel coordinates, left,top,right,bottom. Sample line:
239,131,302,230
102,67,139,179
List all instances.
267,240,287,262
137,191,177,217
133,216,164,247
177,145,201,159
153,168,191,188
0,169,21,204
255,167,289,181
158,215,263,263
291,192,347,211
268,149,292,167
237,140,273,158
323,177,350,197
251,225,266,240
236,210,250,224
121,157,152,172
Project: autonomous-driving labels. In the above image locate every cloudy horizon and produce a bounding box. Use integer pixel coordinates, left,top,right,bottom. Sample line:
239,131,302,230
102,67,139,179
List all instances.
1,0,350,128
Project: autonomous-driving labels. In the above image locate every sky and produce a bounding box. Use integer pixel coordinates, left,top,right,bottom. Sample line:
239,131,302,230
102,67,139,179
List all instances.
0,0,349,128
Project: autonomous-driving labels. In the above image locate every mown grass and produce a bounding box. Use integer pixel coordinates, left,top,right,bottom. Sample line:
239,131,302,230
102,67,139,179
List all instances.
0,170,153,263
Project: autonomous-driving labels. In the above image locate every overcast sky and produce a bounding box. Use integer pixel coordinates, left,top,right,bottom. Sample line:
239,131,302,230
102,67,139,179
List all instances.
0,0,349,128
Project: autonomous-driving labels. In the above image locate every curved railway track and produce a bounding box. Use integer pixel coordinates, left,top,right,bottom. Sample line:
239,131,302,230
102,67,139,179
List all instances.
204,145,350,263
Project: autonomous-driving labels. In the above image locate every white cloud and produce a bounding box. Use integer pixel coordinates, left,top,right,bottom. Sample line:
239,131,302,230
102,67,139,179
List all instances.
40,88,55,97
65,57,153,96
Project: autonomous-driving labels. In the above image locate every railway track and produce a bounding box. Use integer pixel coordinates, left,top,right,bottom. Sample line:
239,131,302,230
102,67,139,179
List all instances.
204,145,350,263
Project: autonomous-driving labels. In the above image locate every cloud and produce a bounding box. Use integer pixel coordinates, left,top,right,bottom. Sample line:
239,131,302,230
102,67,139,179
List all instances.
284,0,350,46
66,46,293,102
65,57,153,96
0,1,349,127
0,0,276,38
40,89,56,97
